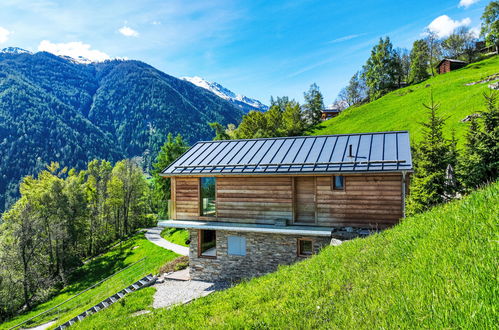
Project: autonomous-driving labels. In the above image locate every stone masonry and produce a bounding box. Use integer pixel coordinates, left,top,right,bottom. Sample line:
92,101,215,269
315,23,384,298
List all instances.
188,229,330,281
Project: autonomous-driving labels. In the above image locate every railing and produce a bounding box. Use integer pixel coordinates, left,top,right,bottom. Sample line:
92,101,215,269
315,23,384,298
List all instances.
9,257,147,330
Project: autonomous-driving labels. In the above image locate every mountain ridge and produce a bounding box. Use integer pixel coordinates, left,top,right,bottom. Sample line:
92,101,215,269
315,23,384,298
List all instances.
0,50,244,212
182,76,268,113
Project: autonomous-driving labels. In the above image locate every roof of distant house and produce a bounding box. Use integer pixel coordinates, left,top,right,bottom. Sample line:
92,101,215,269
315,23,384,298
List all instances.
436,58,468,67
161,131,413,176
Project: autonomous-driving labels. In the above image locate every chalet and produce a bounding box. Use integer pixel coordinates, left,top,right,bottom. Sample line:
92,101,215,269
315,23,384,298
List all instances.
159,131,413,281
436,59,467,74
321,107,341,121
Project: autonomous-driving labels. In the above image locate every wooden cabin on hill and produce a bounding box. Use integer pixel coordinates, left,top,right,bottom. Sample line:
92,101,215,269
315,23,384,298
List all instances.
159,131,413,281
436,59,467,74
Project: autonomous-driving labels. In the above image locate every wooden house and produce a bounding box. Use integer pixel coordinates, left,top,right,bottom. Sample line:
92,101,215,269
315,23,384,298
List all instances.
159,131,413,280
321,107,341,120
436,59,467,74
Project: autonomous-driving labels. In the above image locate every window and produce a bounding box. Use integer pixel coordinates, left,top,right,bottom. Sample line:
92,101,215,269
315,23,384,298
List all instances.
199,230,216,258
227,236,246,256
332,176,345,190
297,238,313,257
200,177,216,216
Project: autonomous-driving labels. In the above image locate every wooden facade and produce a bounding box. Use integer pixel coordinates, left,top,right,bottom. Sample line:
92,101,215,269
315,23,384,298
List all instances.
172,173,406,229
436,59,467,74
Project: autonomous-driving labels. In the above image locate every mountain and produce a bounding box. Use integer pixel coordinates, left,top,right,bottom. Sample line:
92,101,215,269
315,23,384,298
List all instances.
310,55,499,144
181,76,268,113
0,50,244,212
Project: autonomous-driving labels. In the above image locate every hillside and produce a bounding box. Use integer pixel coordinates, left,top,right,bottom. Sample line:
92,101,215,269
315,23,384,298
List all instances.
310,55,499,144
71,182,497,329
1,233,178,329
0,50,244,212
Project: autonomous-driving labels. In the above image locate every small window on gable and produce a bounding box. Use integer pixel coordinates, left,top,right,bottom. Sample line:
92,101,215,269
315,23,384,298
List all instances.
227,236,246,256
332,176,345,190
297,238,313,257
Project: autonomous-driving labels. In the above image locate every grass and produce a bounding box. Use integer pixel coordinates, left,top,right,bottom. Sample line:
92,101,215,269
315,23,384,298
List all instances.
160,228,189,247
1,233,178,329
73,182,498,329
309,55,499,145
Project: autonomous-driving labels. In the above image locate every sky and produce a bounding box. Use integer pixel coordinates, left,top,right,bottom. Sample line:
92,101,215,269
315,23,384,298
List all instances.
0,0,489,105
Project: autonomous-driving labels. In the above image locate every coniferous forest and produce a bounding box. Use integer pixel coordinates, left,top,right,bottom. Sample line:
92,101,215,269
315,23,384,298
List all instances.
0,51,244,213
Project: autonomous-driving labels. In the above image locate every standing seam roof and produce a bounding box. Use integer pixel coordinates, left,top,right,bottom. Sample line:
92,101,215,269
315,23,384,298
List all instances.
161,131,413,175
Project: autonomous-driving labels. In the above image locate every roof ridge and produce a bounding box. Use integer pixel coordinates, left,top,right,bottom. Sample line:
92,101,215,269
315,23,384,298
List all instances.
194,130,410,144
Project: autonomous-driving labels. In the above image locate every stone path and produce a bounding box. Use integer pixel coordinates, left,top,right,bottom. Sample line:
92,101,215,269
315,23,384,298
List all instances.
145,227,189,256
153,270,229,309
24,320,56,330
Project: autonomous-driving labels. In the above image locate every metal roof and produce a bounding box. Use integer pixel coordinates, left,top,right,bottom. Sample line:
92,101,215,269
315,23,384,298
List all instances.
161,131,413,176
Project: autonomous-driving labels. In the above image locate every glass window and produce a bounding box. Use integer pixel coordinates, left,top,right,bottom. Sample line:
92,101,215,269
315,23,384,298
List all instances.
298,239,313,257
332,176,345,190
200,177,216,216
227,236,246,256
199,230,216,257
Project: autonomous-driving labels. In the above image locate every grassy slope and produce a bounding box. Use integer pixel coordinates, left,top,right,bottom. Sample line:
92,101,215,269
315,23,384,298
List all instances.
77,182,498,329
309,55,499,144
1,233,178,329
160,228,189,247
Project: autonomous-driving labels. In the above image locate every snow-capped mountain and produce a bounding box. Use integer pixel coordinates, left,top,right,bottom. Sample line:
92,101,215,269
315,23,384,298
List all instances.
1,47,32,55
181,76,268,112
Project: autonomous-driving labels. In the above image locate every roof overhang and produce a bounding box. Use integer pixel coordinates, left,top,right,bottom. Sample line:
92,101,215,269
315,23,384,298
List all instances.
158,220,334,237
159,170,413,178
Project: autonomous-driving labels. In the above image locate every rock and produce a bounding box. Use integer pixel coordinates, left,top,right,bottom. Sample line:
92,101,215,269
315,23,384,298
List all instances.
330,238,342,246
345,227,354,233
358,229,371,236
461,113,481,122
331,231,358,240
488,82,499,90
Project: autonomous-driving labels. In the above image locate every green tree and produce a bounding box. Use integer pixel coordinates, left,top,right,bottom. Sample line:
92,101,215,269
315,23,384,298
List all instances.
424,29,442,76
442,27,476,62
362,37,399,100
302,83,324,125
459,92,499,190
209,122,231,140
151,134,188,217
282,100,305,136
409,39,430,84
337,71,367,107
406,95,456,215
481,1,499,50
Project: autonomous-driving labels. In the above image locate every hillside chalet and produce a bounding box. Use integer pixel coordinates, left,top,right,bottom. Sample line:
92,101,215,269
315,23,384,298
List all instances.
159,131,413,281
321,107,341,120
436,59,467,74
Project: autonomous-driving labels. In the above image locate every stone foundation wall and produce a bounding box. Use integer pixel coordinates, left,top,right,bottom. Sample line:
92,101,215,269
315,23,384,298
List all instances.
188,230,330,281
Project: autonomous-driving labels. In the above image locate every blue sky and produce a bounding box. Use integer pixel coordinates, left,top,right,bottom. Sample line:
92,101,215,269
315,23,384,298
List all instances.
0,0,489,104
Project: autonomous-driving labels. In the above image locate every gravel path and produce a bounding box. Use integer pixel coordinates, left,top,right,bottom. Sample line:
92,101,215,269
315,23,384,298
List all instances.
153,278,229,308
145,227,189,256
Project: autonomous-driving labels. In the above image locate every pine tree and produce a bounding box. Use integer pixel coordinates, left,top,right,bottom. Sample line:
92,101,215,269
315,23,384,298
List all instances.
409,39,430,84
459,92,499,190
362,37,399,100
303,83,324,125
406,95,455,215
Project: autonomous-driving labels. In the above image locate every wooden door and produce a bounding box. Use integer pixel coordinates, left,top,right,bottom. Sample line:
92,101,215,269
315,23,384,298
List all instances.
294,177,316,224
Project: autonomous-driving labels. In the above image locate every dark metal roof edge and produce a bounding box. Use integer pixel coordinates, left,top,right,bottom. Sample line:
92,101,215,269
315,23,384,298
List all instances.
160,169,414,177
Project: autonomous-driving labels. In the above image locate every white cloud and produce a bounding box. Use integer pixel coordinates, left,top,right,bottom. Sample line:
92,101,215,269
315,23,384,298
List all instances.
37,40,110,62
470,26,481,38
428,15,471,37
458,0,480,8
118,26,139,37
326,33,366,44
0,26,11,43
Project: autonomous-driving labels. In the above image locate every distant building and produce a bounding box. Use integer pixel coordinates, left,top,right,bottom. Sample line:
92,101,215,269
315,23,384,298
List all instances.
321,107,341,121
436,59,467,74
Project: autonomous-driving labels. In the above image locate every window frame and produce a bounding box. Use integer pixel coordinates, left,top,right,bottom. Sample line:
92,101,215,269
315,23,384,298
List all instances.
227,235,247,256
198,229,217,259
332,175,346,191
199,177,217,217
297,238,314,257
